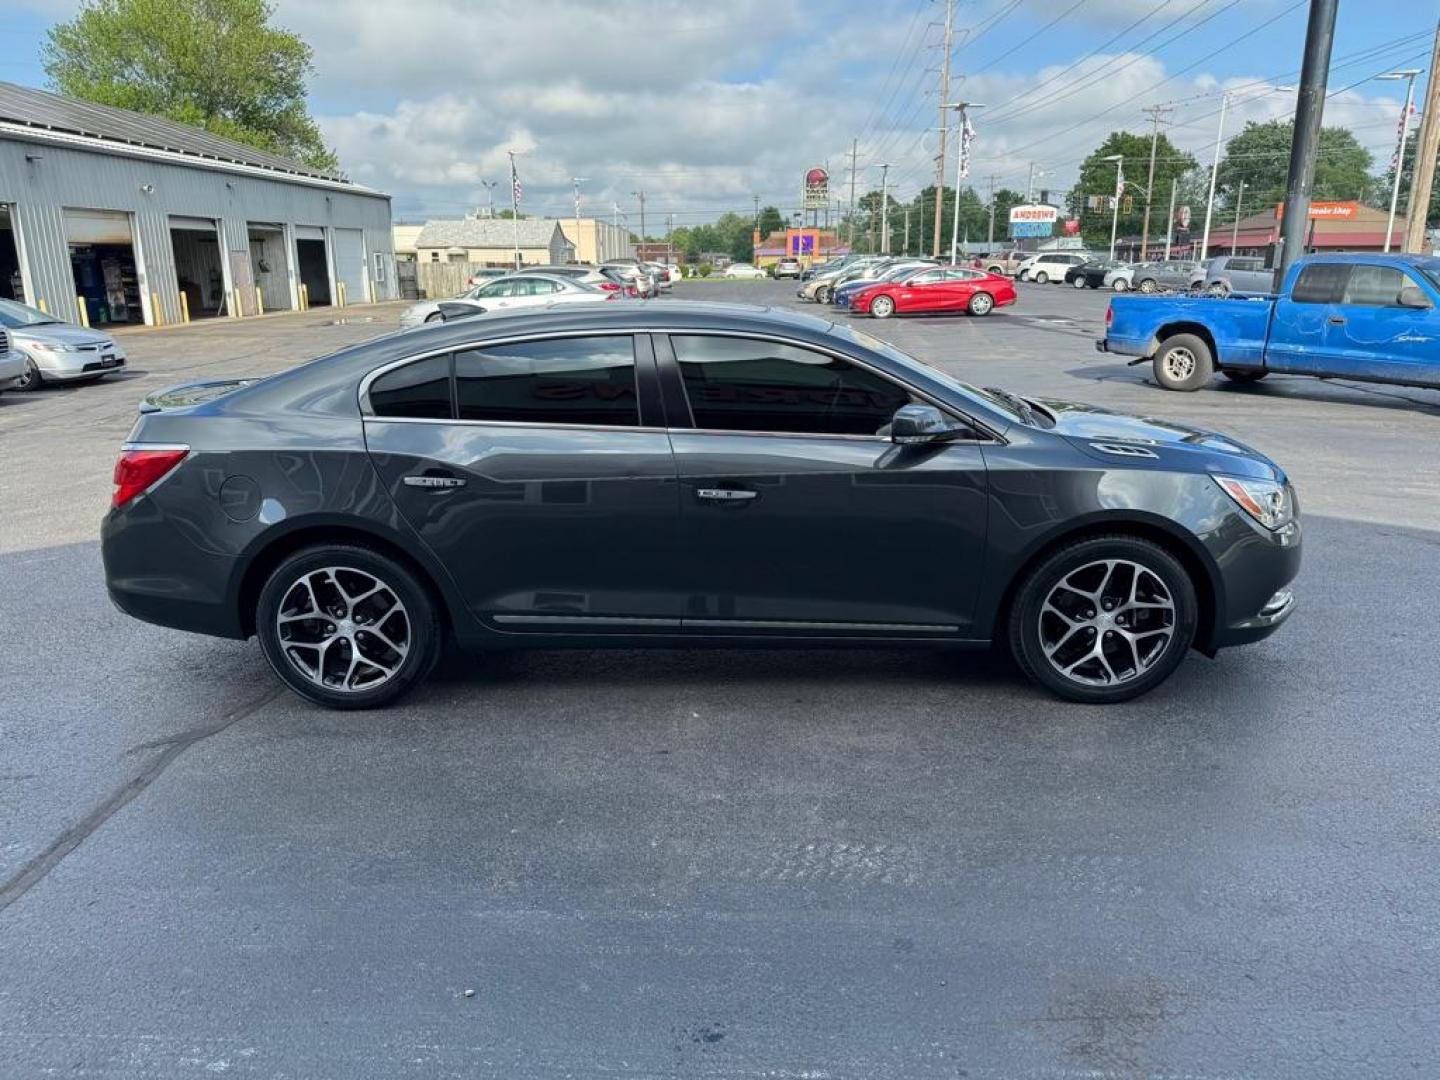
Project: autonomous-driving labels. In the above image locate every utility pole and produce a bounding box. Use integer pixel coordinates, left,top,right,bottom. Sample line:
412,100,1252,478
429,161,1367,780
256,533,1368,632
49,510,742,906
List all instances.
1103,154,1124,261
932,0,955,257
986,174,998,247
847,138,859,247
1165,178,1178,260
875,163,893,254
632,190,647,248
752,193,760,235
903,205,911,255
1140,104,1172,259
945,102,984,264
1403,21,1440,252
1276,0,1339,289
1230,179,1246,253
1026,162,1037,202
1378,69,1421,252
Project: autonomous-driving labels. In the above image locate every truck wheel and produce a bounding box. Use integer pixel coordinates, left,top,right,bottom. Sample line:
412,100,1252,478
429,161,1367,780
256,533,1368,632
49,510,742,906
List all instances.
1222,369,1267,384
1152,334,1214,392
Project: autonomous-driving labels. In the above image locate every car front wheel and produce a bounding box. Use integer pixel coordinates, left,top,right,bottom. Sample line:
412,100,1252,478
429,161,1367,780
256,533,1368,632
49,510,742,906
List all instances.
870,295,895,318
256,544,442,709
1009,535,1198,704
1034,271,1049,284
1072,276,1086,289
14,358,43,391
1112,279,1129,292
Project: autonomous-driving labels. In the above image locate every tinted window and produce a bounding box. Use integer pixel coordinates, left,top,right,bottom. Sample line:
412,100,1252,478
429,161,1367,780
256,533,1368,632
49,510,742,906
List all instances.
1342,264,1409,307
908,270,944,284
455,336,638,426
671,335,911,437
476,280,515,298
1291,263,1350,304
369,354,452,419
1232,258,1262,272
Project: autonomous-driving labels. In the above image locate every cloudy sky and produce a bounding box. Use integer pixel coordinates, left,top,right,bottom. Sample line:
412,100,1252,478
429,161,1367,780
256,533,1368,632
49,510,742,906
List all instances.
3,1,1431,228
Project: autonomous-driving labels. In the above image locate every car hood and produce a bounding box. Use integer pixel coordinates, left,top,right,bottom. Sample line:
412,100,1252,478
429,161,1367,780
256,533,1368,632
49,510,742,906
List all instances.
1037,397,1283,481
12,323,117,347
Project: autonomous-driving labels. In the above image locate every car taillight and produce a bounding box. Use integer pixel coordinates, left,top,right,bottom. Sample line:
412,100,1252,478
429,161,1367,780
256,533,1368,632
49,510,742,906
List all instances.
1105,304,1114,327
112,446,188,508
597,281,621,291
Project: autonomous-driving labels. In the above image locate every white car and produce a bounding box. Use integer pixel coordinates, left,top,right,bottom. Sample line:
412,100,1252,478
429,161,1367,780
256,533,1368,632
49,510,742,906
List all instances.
641,262,674,291
723,263,767,279
0,325,25,391
398,272,613,327
1016,252,1092,284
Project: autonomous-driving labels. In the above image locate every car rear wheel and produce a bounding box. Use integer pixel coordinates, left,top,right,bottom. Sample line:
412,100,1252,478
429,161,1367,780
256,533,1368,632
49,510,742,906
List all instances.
1072,276,1087,289
1138,278,1158,293
1034,271,1050,284
871,295,895,319
1009,535,1198,704
256,545,442,709
967,292,994,316
1112,279,1129,292
816,285,832,304
1152,333,1214,391
1018,271,1030,282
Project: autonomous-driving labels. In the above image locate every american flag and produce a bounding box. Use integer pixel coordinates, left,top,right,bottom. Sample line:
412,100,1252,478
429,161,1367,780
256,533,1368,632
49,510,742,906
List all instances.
510,157,522,207
959,113,977,179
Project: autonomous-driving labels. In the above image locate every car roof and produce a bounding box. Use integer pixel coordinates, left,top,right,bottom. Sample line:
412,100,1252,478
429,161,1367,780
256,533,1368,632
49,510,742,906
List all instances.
1296,252,1439,268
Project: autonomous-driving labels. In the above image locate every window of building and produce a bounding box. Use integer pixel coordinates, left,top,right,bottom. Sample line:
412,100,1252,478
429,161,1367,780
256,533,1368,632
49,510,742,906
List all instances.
368,354,452,419
670,335,912,437
455,336,639,426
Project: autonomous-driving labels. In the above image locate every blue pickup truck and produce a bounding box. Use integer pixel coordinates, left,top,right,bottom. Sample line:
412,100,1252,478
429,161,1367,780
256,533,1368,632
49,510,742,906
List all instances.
1099,252,1440,392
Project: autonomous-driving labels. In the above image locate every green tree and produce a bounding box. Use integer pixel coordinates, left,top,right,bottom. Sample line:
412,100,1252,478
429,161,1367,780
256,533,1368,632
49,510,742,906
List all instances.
756,205,785,239
1071,130,1198,250
43,0,339,173
1217,119,1373,211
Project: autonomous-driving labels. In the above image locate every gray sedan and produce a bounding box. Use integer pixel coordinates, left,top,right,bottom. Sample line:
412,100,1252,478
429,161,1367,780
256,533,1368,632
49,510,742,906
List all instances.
0,298,128,390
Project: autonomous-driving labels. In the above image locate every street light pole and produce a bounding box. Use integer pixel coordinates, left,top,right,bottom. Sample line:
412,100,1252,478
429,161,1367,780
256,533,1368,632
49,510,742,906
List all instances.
480,179,497,218
1377,69,1421,252
1199,90,1229,263
1165,178,1177,260
1103,154,1124,261
1230,179,1246,253
943,102,984,265
571,177,588,222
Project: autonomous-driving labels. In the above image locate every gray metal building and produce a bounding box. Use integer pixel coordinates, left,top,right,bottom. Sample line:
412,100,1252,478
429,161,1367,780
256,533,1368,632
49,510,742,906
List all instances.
0,82,395,328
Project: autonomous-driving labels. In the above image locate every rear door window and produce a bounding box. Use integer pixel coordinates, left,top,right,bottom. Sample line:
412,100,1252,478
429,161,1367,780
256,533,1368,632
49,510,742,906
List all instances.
1291,263,1350,304
455,335,639,426
1342,264,1409,307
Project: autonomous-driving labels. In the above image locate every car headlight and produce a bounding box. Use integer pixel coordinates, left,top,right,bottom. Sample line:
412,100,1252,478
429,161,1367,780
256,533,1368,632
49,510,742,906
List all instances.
33,342,80,352
1213,476,1296,530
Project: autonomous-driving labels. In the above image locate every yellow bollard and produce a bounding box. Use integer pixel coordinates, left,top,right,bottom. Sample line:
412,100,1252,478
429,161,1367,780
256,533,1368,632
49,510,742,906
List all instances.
255,287,264,317
75,297,90,328
337,281,347,308
231,288,242,318
179,292,190,324
299,283,309,311
151,292,164,327
38,297,48,313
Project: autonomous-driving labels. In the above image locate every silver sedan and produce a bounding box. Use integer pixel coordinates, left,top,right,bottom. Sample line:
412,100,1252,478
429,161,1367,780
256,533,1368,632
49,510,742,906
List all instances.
0,298,128,390
398,272,615,327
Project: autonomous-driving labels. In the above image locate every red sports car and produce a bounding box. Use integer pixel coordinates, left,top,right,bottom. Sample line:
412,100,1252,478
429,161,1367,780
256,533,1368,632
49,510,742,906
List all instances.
851,266,1017,319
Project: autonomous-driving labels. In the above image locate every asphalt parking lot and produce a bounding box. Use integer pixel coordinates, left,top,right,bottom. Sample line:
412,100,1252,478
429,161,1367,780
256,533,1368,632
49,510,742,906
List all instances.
2,281,1438,1078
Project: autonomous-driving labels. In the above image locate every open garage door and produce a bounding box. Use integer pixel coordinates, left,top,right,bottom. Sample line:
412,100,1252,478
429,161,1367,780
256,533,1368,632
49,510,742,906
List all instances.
248,222,293,313
294,225,331,307
0,205,24,302
332,227,367,306
169,216,226,319
65,208,145,326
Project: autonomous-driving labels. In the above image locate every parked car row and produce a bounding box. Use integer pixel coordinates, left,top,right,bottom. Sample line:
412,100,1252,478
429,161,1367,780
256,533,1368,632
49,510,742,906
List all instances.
791,255,1016,320
0,297,129,394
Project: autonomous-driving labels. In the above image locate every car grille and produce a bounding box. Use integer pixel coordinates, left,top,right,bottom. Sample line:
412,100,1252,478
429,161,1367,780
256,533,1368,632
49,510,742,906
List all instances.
0,328,9,355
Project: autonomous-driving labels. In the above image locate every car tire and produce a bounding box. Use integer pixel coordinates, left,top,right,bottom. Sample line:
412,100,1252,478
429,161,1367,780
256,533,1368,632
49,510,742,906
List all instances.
1072,276,1087,289
967,292,994,316
1222,369,1268,384
13,358,42,391
1008,534,1198,704
1207,281,1231,297
256,544,442,710
1138,278,1158,293
1034,271,1049,284
1018,271,1030,282
871,295,895,319
1152,333,1214,391
816,285,832,304
1112,279,1129,292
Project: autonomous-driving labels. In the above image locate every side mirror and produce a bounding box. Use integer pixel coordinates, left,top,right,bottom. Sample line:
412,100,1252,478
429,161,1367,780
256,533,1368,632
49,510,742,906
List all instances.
436,301,486,322
891,403,964,445
1397,285,1432,310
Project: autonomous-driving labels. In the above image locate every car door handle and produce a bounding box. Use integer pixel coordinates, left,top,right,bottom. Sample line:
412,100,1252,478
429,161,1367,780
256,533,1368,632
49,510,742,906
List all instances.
696,487,758,502
404,473,466,489
1327,315,1347,325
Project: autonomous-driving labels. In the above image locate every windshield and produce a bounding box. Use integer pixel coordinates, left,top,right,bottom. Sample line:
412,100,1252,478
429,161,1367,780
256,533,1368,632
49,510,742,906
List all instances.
1416,261,1440,293
832,325,1035,426
0,298,61,328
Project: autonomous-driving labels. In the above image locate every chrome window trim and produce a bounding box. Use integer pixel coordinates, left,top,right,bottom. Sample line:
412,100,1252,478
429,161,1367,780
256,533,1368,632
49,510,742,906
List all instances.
359,326,1006,444
364,415,668,435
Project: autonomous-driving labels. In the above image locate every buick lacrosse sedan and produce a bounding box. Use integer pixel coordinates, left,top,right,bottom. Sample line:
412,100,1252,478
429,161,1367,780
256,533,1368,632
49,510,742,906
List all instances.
102,303,1300,708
